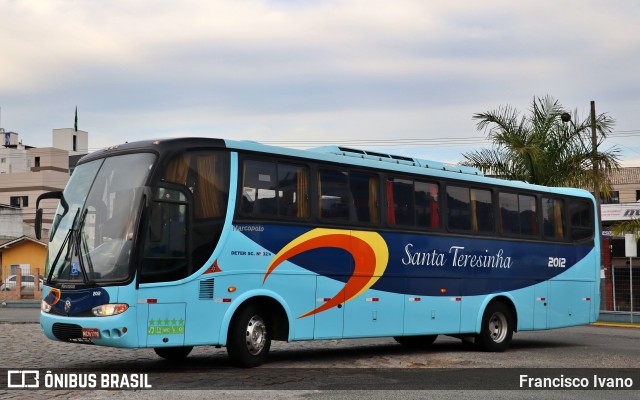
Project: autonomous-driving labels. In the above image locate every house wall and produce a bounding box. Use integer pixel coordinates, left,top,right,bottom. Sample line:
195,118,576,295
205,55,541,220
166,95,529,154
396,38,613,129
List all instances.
1,240,47,279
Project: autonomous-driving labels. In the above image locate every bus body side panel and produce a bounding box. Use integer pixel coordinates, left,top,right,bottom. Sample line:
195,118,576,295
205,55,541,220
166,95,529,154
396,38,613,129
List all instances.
547,247,599,328
212,228,319,344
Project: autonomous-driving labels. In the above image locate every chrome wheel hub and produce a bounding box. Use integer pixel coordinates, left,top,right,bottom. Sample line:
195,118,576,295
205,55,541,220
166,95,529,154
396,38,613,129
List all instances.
245,315,267,355
488,312,508,343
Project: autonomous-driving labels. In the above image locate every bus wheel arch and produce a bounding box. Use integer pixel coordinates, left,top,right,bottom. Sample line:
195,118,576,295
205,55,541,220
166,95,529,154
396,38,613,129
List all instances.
475,297,517,352
224,296,290,367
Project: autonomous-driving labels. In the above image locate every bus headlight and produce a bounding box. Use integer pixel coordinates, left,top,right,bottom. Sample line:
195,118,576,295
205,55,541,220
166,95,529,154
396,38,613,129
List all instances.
92,304,129,317
41,300,52,313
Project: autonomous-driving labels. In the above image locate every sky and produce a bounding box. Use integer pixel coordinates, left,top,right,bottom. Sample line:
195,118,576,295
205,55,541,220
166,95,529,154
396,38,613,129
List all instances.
1,0,640,165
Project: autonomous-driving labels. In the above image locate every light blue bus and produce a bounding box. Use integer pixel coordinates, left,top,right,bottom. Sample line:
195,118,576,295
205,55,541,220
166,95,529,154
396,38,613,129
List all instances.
36,138,600,367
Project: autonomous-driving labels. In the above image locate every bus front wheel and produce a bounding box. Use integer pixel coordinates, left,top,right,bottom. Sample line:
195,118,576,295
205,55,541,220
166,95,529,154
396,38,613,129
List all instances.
154,346,193,360
475,302,513,352
227,304,271,367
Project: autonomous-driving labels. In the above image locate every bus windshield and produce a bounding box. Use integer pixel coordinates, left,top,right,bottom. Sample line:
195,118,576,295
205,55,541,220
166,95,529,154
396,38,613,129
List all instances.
46,153,156,285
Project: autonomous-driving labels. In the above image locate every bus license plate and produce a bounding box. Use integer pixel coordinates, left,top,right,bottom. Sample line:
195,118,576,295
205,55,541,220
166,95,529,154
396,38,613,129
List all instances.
82,328,100,338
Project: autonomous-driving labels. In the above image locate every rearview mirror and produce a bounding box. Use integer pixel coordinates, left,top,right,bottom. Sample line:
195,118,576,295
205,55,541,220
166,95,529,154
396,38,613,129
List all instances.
35,208,44,240
35,191,68,239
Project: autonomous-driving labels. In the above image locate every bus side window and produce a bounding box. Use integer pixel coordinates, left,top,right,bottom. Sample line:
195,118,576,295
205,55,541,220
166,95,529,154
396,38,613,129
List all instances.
350,172,379,224
277,163,310,219
499,193,537,236
446,186,492,233
242,161,277,217
415,181,439,229
542,198,565,239
569,200,593,241
318,169,350,221
388,178,414,226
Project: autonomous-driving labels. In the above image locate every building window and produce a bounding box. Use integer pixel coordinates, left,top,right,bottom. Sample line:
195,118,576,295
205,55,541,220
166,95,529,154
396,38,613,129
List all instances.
636,190,640,201
601,191,620,204
35,157,40,168
73,135,77,152
10,196,29,208
0,158,5,163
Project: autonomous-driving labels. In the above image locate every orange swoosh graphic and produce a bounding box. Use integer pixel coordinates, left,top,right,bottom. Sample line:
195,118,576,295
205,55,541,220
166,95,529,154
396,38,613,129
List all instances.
263,228,389,318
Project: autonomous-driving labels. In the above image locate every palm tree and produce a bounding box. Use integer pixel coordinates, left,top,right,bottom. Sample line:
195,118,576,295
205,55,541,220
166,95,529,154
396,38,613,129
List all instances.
461,96,620,193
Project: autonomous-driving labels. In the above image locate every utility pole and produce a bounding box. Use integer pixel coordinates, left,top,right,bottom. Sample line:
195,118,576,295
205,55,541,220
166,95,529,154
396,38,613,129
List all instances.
591,101,603,237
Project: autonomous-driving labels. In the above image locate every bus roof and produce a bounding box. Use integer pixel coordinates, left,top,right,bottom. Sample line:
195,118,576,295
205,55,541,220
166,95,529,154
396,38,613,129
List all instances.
79,137,594,200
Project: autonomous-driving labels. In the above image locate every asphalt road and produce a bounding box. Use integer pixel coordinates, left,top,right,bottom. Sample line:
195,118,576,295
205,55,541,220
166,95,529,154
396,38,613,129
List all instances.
1,306,638,399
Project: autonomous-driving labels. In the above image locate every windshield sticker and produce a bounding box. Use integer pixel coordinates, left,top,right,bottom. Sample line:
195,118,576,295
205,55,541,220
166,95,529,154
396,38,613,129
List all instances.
70,262,80,276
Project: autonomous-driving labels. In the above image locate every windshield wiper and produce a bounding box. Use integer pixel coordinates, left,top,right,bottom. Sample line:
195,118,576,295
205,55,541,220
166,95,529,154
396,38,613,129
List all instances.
47,208,80,283
75,208,95,286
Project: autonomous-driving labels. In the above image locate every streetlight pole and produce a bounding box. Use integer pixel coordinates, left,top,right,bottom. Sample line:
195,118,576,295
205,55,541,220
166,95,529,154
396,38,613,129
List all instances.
591,101,602,236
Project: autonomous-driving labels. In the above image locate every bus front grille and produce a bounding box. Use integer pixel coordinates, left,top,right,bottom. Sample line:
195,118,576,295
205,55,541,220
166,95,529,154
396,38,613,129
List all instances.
52,323,84,341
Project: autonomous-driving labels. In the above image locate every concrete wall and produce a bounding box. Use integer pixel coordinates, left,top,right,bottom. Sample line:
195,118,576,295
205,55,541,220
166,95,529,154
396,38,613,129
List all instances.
0,207,24,238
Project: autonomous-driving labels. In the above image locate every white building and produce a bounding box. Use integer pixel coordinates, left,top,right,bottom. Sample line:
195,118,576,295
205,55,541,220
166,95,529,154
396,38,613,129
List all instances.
0,129,89,237
52,128,88,156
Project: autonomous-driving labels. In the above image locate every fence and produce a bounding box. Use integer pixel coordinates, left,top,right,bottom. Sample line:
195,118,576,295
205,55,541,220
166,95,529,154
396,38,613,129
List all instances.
0,267,43,302
600,237,639,323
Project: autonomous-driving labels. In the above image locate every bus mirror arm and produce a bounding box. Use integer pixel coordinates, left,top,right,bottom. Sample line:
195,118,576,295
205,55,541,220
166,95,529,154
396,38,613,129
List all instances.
35,191,68,240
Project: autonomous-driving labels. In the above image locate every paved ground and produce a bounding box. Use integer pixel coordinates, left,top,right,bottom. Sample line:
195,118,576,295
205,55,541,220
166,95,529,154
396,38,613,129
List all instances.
1,306,639,399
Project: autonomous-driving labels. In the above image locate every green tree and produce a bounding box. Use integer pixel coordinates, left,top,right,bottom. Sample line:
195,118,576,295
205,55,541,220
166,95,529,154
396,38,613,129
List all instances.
611,219,640,239
461,96,620,192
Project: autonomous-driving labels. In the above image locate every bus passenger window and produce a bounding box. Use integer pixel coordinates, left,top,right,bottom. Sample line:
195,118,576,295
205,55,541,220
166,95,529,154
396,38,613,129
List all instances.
193,153,228,219
350,173,379,223
319,170,350,221
415,181,439,228
447,186,471,230
569,200,593,241
242,161,277,217
519,195,538,236
499,193,537,236
471,189,493,232
543,198,565,239
499,193,519,235
388,178,414,226
277,164,309,219
446,186,492,232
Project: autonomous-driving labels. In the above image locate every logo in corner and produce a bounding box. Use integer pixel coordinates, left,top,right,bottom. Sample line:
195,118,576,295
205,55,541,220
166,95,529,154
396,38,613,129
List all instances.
263,228,389,318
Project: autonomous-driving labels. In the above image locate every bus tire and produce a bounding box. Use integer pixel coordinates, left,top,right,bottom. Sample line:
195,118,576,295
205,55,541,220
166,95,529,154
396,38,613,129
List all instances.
393,335,437,347
226,304,271,367
475,302,513,352
154,346,193,360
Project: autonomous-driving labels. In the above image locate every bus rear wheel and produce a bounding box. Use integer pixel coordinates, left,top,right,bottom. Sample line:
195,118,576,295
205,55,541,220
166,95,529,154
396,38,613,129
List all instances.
475,302,513,352
227,304,271,367
154,346,193,360
393,335,437,347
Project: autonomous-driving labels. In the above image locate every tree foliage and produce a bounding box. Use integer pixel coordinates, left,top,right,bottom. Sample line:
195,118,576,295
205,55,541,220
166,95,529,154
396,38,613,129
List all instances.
461,96,620,192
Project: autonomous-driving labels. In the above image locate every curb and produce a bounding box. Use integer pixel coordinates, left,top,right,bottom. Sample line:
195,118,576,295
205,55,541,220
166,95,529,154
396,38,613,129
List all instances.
590,322,640,329
1,300,40,308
